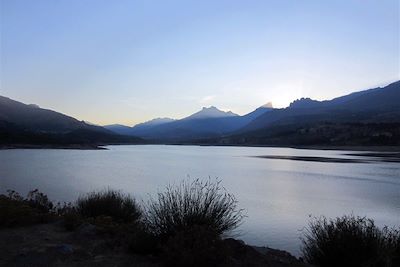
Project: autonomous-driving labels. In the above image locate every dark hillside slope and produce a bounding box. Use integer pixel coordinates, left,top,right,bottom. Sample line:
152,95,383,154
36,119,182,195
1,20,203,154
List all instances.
337,80,400,111
0,96,110,134
0,96,143,146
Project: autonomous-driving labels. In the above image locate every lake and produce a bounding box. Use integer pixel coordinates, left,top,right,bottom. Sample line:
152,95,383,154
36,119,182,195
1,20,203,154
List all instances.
1,145,399,256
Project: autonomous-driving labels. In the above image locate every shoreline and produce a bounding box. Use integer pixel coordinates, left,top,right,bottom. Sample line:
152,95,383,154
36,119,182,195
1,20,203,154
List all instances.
1,143,399,152
0,144,108,150
191,143,400,152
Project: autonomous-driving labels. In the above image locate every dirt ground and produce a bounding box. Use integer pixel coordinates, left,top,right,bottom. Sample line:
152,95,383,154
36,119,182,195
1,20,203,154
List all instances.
0,222,310,267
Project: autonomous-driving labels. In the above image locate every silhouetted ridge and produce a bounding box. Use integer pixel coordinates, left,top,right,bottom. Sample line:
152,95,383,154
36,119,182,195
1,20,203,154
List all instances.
0,96,143,146
4,80,398,146
289,98,322,109
207,80,400,146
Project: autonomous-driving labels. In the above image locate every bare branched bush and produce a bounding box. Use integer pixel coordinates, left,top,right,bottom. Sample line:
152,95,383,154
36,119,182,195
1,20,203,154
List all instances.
144,179,244,239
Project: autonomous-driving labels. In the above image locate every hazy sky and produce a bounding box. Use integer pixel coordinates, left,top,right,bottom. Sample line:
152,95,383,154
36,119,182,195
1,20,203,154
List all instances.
1,0,399,125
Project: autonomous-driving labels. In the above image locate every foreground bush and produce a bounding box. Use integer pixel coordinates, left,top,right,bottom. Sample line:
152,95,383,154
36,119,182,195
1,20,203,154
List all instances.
127,223,158,255
301,215,400,267
0,190,54,227
389,229,400,266
145,179,244,239
76,189,141,223
26,189,54,213
161,225,228,267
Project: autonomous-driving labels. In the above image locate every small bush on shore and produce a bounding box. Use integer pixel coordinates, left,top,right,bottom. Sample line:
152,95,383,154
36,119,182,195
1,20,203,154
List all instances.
26,189,54,213
301,215,400,267
76,189,142,223
145,179,244,239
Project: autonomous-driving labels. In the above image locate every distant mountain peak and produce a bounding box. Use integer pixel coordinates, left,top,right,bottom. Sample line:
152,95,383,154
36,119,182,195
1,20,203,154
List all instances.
187,106,238,120
261,102,273,109
201,106,220,110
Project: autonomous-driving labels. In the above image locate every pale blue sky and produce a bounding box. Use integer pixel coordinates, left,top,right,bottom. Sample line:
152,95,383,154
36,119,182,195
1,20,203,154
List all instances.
1,0,399,125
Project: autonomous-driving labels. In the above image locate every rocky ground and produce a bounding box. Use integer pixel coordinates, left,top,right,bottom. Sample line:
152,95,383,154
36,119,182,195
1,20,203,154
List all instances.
0,222,310,267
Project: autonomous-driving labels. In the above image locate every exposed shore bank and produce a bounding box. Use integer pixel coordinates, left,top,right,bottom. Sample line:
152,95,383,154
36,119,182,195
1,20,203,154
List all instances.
0,221,309,267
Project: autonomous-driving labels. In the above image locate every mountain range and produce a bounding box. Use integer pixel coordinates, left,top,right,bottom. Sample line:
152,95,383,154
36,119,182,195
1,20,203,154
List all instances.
1,80,399,147
216,81,400,146
105,105,274,140
0,96,143,147
242,81,400,132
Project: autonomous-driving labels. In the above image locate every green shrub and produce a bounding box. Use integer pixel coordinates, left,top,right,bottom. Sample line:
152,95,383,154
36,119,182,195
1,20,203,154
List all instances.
0,190,54,227
301,215,400,267
0,195,35,227
6,190,23,202
144,179,244,240
76,189,141,223
26,189,54,213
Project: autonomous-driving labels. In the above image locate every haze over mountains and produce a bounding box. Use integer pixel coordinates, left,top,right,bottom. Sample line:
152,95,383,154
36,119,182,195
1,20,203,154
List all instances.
1,81,399,147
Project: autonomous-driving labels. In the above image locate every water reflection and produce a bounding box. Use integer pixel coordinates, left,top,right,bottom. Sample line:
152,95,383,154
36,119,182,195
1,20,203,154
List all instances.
0,145,399,255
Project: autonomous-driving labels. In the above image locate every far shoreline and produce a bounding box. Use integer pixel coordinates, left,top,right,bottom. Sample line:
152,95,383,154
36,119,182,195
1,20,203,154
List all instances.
0,144,108,150
168,143,400,152
1,143,400,152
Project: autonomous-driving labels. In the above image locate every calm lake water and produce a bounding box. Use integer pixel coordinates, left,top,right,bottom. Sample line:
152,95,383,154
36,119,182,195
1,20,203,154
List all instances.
1,145,399,255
